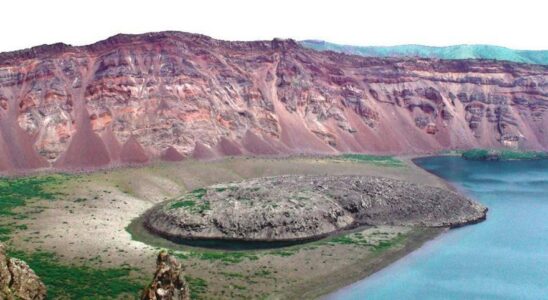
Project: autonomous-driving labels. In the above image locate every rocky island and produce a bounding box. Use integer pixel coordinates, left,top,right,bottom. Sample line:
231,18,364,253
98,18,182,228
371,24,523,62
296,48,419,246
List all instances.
145,175,486,243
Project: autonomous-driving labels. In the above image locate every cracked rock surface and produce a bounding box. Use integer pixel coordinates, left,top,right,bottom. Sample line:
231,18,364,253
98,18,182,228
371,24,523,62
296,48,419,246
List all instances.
0,243,46,300
145,175,487,242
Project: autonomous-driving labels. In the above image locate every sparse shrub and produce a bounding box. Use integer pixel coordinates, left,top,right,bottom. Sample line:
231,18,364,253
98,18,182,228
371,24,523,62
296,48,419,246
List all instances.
462,149,490,160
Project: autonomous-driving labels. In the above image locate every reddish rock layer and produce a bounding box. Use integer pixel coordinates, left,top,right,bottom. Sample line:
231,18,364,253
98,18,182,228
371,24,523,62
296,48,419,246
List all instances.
161,146,184,161
0,31,546,172
120,136,149,164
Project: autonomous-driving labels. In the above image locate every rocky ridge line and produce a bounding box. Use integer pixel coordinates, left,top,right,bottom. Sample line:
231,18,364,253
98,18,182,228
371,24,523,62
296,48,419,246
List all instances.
0,31,546,173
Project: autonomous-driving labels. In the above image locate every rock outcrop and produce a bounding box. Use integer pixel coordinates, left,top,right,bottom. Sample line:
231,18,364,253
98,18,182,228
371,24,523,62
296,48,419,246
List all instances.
0,243,47,300
144,175,487,242
142,250,190,300
0,31,546,172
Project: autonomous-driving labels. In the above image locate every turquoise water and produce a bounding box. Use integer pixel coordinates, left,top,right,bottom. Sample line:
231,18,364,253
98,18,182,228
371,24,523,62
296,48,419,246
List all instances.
328,157,548,300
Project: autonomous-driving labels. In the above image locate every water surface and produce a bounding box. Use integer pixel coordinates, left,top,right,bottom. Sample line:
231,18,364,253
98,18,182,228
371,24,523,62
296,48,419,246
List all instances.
328,157,548,300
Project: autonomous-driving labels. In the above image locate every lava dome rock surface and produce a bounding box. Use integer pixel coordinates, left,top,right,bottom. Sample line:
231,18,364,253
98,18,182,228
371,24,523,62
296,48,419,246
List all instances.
144,175,487,242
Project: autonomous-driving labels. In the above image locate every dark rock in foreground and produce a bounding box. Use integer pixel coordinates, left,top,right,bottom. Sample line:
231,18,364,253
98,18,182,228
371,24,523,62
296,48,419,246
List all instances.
141,250,190,300
0,243,47,300
145,175,487,242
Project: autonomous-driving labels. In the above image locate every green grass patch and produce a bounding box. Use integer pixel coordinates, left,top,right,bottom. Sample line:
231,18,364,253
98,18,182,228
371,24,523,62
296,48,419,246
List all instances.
0,225,12,241
170,200,196,209
461,149,491,160
0,226,12,235
324,231,409,251
498,150,548,160
0,175,66,216
268,248,298,257
185,276,208,299
327,232,372,247
0,174,67,241
371,233,407,253
169,188,211,213
181,200,210,214
7,249,143,299
336,154,403,167
170,248,262,265
462,149,548,161
193,251,259,264
329,235,357,245
191,188,207,199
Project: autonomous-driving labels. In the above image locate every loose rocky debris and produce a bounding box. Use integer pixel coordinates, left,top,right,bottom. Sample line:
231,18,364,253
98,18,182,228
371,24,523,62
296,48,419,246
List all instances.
145,175,487,242
142,250,190,300
0,243,47,300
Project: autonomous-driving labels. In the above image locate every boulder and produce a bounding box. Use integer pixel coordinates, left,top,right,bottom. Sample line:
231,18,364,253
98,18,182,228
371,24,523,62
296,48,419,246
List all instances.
142,250,189,300
0,243,47,300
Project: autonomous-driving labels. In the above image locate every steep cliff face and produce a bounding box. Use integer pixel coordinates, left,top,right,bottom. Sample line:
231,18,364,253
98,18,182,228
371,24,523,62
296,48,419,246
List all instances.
0,31,546,172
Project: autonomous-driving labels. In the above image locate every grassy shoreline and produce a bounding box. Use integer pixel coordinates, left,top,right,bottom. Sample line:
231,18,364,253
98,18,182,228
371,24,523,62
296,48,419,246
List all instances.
127,211,445,299
461,149,548,161
0,155,466,299
294,228,445,299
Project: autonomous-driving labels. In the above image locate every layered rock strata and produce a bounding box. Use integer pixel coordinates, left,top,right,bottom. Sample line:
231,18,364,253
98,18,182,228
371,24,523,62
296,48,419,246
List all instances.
0,31,546,172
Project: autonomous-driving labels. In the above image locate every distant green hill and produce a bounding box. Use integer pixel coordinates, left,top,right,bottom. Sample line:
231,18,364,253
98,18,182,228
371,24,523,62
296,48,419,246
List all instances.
300,40,548,65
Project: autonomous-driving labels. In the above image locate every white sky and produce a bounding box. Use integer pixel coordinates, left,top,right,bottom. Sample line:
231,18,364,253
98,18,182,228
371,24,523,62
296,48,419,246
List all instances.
1,0,546,52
